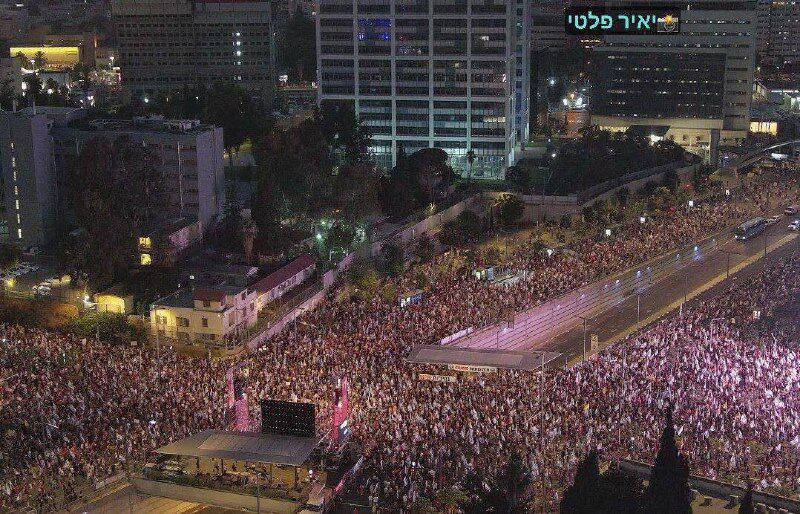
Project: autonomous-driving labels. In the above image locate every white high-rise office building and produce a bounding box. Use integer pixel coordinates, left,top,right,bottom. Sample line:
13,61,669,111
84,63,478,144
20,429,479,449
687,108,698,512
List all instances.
316,0,522,179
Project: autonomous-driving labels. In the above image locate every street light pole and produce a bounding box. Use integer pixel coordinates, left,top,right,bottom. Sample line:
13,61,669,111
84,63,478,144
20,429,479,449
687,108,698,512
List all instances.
726,251,731,279
636,293,641,329
617,345,626,449
683,273,688,307
719,249,742,279
539,351,545,513
156,325,161,381
577,315,588,361
582,317,586,361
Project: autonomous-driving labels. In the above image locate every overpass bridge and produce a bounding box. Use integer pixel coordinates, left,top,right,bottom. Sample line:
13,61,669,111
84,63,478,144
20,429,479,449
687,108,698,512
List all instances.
721,138,800,177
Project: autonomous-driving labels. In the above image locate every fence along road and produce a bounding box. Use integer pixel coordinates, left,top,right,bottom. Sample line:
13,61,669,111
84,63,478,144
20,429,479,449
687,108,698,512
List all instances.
445,225,736,352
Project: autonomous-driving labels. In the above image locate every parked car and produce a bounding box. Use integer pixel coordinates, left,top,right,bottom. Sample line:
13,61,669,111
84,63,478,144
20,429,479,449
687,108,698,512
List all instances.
32,284,52,296
766,215,781,225
788,220,800,231
785,205,799,216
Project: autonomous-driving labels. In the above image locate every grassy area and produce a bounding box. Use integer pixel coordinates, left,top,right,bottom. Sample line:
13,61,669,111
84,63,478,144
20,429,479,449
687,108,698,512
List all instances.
0,295,78,329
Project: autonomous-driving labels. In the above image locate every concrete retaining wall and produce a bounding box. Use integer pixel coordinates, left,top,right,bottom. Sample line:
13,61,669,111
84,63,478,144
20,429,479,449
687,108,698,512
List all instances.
618,460,800,512
357,194,486,260
588,162,700,206
132,477,299,514
516,162,702,223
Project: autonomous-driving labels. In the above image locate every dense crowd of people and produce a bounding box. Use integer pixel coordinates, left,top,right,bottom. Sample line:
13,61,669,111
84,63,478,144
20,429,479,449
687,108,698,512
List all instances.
1,169,800,511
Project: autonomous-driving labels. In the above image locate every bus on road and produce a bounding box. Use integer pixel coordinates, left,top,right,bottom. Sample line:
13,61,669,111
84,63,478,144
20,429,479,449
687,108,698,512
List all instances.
735,217,767,241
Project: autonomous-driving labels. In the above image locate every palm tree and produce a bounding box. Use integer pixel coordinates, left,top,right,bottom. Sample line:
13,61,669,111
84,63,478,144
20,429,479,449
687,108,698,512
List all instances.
14,51,27,68
33,51,47,71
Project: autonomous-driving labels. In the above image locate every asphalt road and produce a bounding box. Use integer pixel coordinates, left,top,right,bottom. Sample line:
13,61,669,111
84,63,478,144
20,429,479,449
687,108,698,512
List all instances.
541,218,799,364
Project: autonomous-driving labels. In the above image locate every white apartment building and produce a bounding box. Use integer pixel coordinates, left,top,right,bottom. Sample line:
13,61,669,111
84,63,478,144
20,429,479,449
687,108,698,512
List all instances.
151,285,258,346
317,0,521,179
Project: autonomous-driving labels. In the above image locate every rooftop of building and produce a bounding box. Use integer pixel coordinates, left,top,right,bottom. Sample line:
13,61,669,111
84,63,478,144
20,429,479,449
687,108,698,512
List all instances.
78,115,217,135
152,280,249,309
141,216,200,238
757,77,800,92
252,255,315,294
154,429,319,467
17,105,83,117
751,102,799,121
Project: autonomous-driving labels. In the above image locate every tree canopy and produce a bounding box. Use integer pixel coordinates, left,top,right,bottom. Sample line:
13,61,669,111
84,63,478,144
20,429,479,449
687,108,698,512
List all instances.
486,451,532,513
277,8,316,83
383,146,457,219
496,194,525,228
115,83,271,155
59,136,165,290
545,127,688,195
560,450,644,514
250,106,378,254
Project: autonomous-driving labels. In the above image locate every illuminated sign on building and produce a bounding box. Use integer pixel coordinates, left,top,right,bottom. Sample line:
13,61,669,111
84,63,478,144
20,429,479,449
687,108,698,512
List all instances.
565,7,680,36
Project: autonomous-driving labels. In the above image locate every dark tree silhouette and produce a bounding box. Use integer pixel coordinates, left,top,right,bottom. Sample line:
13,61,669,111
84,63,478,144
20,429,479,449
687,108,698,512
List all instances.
645,406,693,514
486,451,532,513
60,136,165,289
561,451,644,514
278,7,316,83
505,165,531,193
561,450,601,513
738,483,755,514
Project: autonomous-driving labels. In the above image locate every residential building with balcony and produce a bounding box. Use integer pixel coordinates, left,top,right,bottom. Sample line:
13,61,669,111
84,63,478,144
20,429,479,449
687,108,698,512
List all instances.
150,284,258,347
